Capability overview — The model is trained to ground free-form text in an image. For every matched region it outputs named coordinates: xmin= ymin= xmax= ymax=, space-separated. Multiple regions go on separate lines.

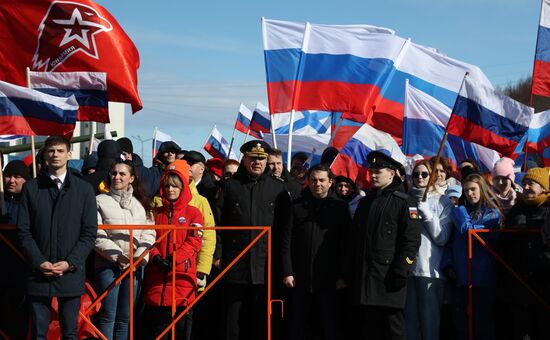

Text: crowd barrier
xmin=467 ymin=228 xmax=550 ymax=340
xmin=0 ymin=224 xmax=274 ymax=340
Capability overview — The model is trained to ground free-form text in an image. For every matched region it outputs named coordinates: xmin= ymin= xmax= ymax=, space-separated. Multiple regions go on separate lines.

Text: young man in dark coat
xmin=216 ymin=140 xmax=290 ymax=340
xmin=281 ymin=163 xmax=352 ymax=340
xmin=17 ymin=136 xmax=98 ymax=339
xmin=343 ymin=151 xmax=421 ymax=340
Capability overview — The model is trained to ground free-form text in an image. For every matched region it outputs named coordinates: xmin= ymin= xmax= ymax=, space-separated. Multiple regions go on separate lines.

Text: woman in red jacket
xmin=142 ymin=160 xmax=203 ymax=339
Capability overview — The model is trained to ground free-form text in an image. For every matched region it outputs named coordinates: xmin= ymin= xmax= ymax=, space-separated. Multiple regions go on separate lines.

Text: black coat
xmin=500 ymin=199 xmax=550 ymax=304
xmin=217 ymin=167 xmax=290 ymax=285
xmin=281 ymin=189 xmax=352 ymax=292
xmin=17 ymin=171 xmax=98 ymax=297
xmin=132 ymin=153 xmax=163 ymax=198
xmin=344 ymin=180 xmax=421 ymax=309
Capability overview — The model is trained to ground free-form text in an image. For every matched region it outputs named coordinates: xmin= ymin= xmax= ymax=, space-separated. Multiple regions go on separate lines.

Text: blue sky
xmin=96 ymin=0 xmax=540 ymax=164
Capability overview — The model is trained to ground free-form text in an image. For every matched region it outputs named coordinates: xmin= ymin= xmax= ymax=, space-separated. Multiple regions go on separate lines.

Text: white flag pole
xmin=270 ymin=114 xmax=277 ymax=149
xmin=402 ymin=79 xmax=410 ymax=154
xmin=286 ymin=110 xmax=296 ymax=171
xmin=26 ymin=67 xmax=37 ymax=178
xmin=152 ymin=127 xmax=158 ymax=166
xmin=88 ymin=122 xmax=97 ymax=155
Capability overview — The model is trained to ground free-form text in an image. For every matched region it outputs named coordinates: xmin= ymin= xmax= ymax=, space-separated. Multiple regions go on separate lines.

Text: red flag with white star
xmin=0 ymin=0 xmax=142 ymax=115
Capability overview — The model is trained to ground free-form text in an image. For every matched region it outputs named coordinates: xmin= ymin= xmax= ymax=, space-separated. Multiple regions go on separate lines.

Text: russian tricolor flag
xmin=234 ymin=103 xmax=261 ymax=138
xmin=29 ymin=71 xmax=109 ymax=123
xmin=331 ymin=123 xmax=405 ymax=183
xmin=0 ymin=80 xmax=78 ymax=137
xmin=519 ymin=110 xmax=550 ymax=165
xmin=250 ymin=102 xmax=271 ymax=134
xmin=447 ymin=77 xmax=534 ymax=157
xmin=262 ymin=18 xmax=396 ymax=116
xmin=203 ymin=126 xmax=238 ymax=160
xmin=404 ymin=83 xmax=499 ymax=172
xmin=533 ymin=0 xmax=550 ymax=98
xmin=361 ymin=42 xmax=493 ymax=142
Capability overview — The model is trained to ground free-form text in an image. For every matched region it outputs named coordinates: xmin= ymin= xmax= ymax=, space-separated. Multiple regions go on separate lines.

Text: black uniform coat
xmin=500 ymin=199 xmax=550 ymax=304
xmin=17 ymin=171 xmax=98 ymax=297
xmin=217 ymin=166 xmax=290 ymax=285
xmin=281 ymin=188 xmax=352 ymax=293
xmin=344 ymin=180 xmax=421 ymax=309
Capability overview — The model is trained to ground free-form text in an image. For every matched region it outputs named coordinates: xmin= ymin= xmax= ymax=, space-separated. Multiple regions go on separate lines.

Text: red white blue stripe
xmin=447 ymin=77 xmax=534 ymax=157
xmin=331 ymin=123 xmax=405 ymax=182
xmin=0 ymin=80 xmax=78 ymax=137
xmin=516 ymin=110 xmax=550 ymax=166
xmin=404 ymin=84 xmax=499 ymax=172
xmin=262 ymin=18 xmax=396 ymax=115
xmin=532 ymin=0 xmax=550 ymax=97
xmin=203 ymin=126 xmax=238 ymax=160
xmin=250 ymin=102 xmax=271 ymax=134
xmin=234 ymin=103 xmax=260 ymax=138
xmin=152 ymin=128 xmax=173 ymax=158
xmin=29 ymin=71 xmax=109 ymax=123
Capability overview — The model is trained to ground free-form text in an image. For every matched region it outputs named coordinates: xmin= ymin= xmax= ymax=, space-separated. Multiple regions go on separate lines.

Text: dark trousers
xmin=141 ymin=304 xmax=193 ymax=340
xmin=288 ymin=288 xmax=340 ymax=340
xmin=354 ymin=305 xmax=405 ymax=340
xmin=29 ymin=295 xmax=81 ymax=340
xmin=451 ymin=286 xmax=496 ymax=340
xmin=221 ymin=283 xmax=266 ymax=340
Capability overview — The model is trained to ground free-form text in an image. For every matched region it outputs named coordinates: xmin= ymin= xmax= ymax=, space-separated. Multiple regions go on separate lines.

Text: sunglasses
xmin=412 ymin=171 xmax=429 ymax=179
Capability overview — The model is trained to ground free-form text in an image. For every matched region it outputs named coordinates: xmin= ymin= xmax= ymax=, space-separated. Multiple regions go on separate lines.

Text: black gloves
xmin=153 ymin=255 xmax=173 ymax=273
xmin=385 ymin=268 xmax=408 ymax=291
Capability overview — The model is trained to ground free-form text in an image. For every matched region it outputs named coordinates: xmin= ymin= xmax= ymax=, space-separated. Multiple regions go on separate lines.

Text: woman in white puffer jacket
xmin=94 ymin=160 xmax=156 ymax=340
xmin=405 ymin=159 xmax=454 ymax=340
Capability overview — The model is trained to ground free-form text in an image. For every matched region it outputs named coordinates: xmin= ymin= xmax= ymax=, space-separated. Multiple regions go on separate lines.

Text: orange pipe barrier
xmin=467 ymin=228 xmax=549 ymax=340
xmin=155 ymin=227 xmax=270 ymax=340
xmin=1 ymin=224 xmax=273 ymax=339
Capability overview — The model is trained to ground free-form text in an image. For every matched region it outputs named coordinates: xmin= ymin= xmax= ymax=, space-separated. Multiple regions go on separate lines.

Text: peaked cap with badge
xmin=367 ymin=150 xmax=403 ymax=170
xmin=240 ymin=140 xmax=271 ymax=158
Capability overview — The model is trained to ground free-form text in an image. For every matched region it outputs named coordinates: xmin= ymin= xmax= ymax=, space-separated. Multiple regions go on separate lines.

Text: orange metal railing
xmin=467 ymin=228 xmax=550 ymax=340
xmin=0 ymin=224 xmax=274 ymax=340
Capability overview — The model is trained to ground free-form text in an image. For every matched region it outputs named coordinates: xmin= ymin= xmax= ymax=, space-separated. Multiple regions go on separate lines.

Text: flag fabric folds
xmin=203 ymin=126 xmax=238 ymax=160
xmin=0 ymin=80 xmax=78 ymax=137
xmin=262 ymin=18 xmax=396 ymax=115
xmin=331 ymin=123 xmax=405 ymax=182
xmin=263 ymin=133 xmax=328 ymax=166
xmin=250 ymin=102 xmax=271 ymax=134
xmin=521 ymin=110 xmax=550 ymax=165
xmin=404 ymin=84 xmax=500 ymax=172
xmin=234 ymin=103 xmax=260 ymax=138
xmin=447 ymin=77 xmax=534 ymax=157
xmin=0 ymin=0 xmax=142 ymax=112
xmin=533 ymin=0 xmax=550 ymax=98
xmin=271 ymin=110 xmax=332 ymax=135
xmin=29 ymin=71 xmax=109 ymax=122
xmin=365 ymin=42 xmax=493 ymax=141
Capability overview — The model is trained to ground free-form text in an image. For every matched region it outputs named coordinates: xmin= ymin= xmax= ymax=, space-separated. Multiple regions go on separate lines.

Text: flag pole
xmin=88 ymin=122 xmax=97 ymax=155
xmin=152 ymin=127 xmax=158 ymax=166
xmin=26 ymin=67 xmax=37 ymax=178
xmin=422 ymin=72 xmax=469 ymax=202
xmin=402 ymin=79 xmax=410 ymax=154
xmin=227 ymin=122 xmax=237 ymax=160
xmin=270 ymin=113 xmax=278 ymax=149
xmin=286 ymin=110 xmax=296 ymax=171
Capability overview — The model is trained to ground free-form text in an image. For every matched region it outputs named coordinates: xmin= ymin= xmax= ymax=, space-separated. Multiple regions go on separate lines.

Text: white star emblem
xmin=53 ymin=8 xmax=106 ymax=49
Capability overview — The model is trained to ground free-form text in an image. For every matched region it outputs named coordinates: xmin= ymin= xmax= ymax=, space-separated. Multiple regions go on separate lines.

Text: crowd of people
xmin=0 ymin=134 xmax=549 ymax=340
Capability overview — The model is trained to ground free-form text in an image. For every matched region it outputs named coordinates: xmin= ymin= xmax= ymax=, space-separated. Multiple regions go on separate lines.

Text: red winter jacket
xmin=143 ymin=161 xmax=204 ymax=307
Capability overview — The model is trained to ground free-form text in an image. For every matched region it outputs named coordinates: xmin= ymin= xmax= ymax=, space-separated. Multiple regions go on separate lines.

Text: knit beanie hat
xmin=4 ymin=160 xmax=31 ymax=180
xmin=523 ymin=167 xmax=550 ymax=191
xmin=117 ymin=137 xmax=133 ymax=155
xmin=492 ymin=157 xmax=515 ymax=182
xmin=206 ymin=158 xmax=223 ymax=178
